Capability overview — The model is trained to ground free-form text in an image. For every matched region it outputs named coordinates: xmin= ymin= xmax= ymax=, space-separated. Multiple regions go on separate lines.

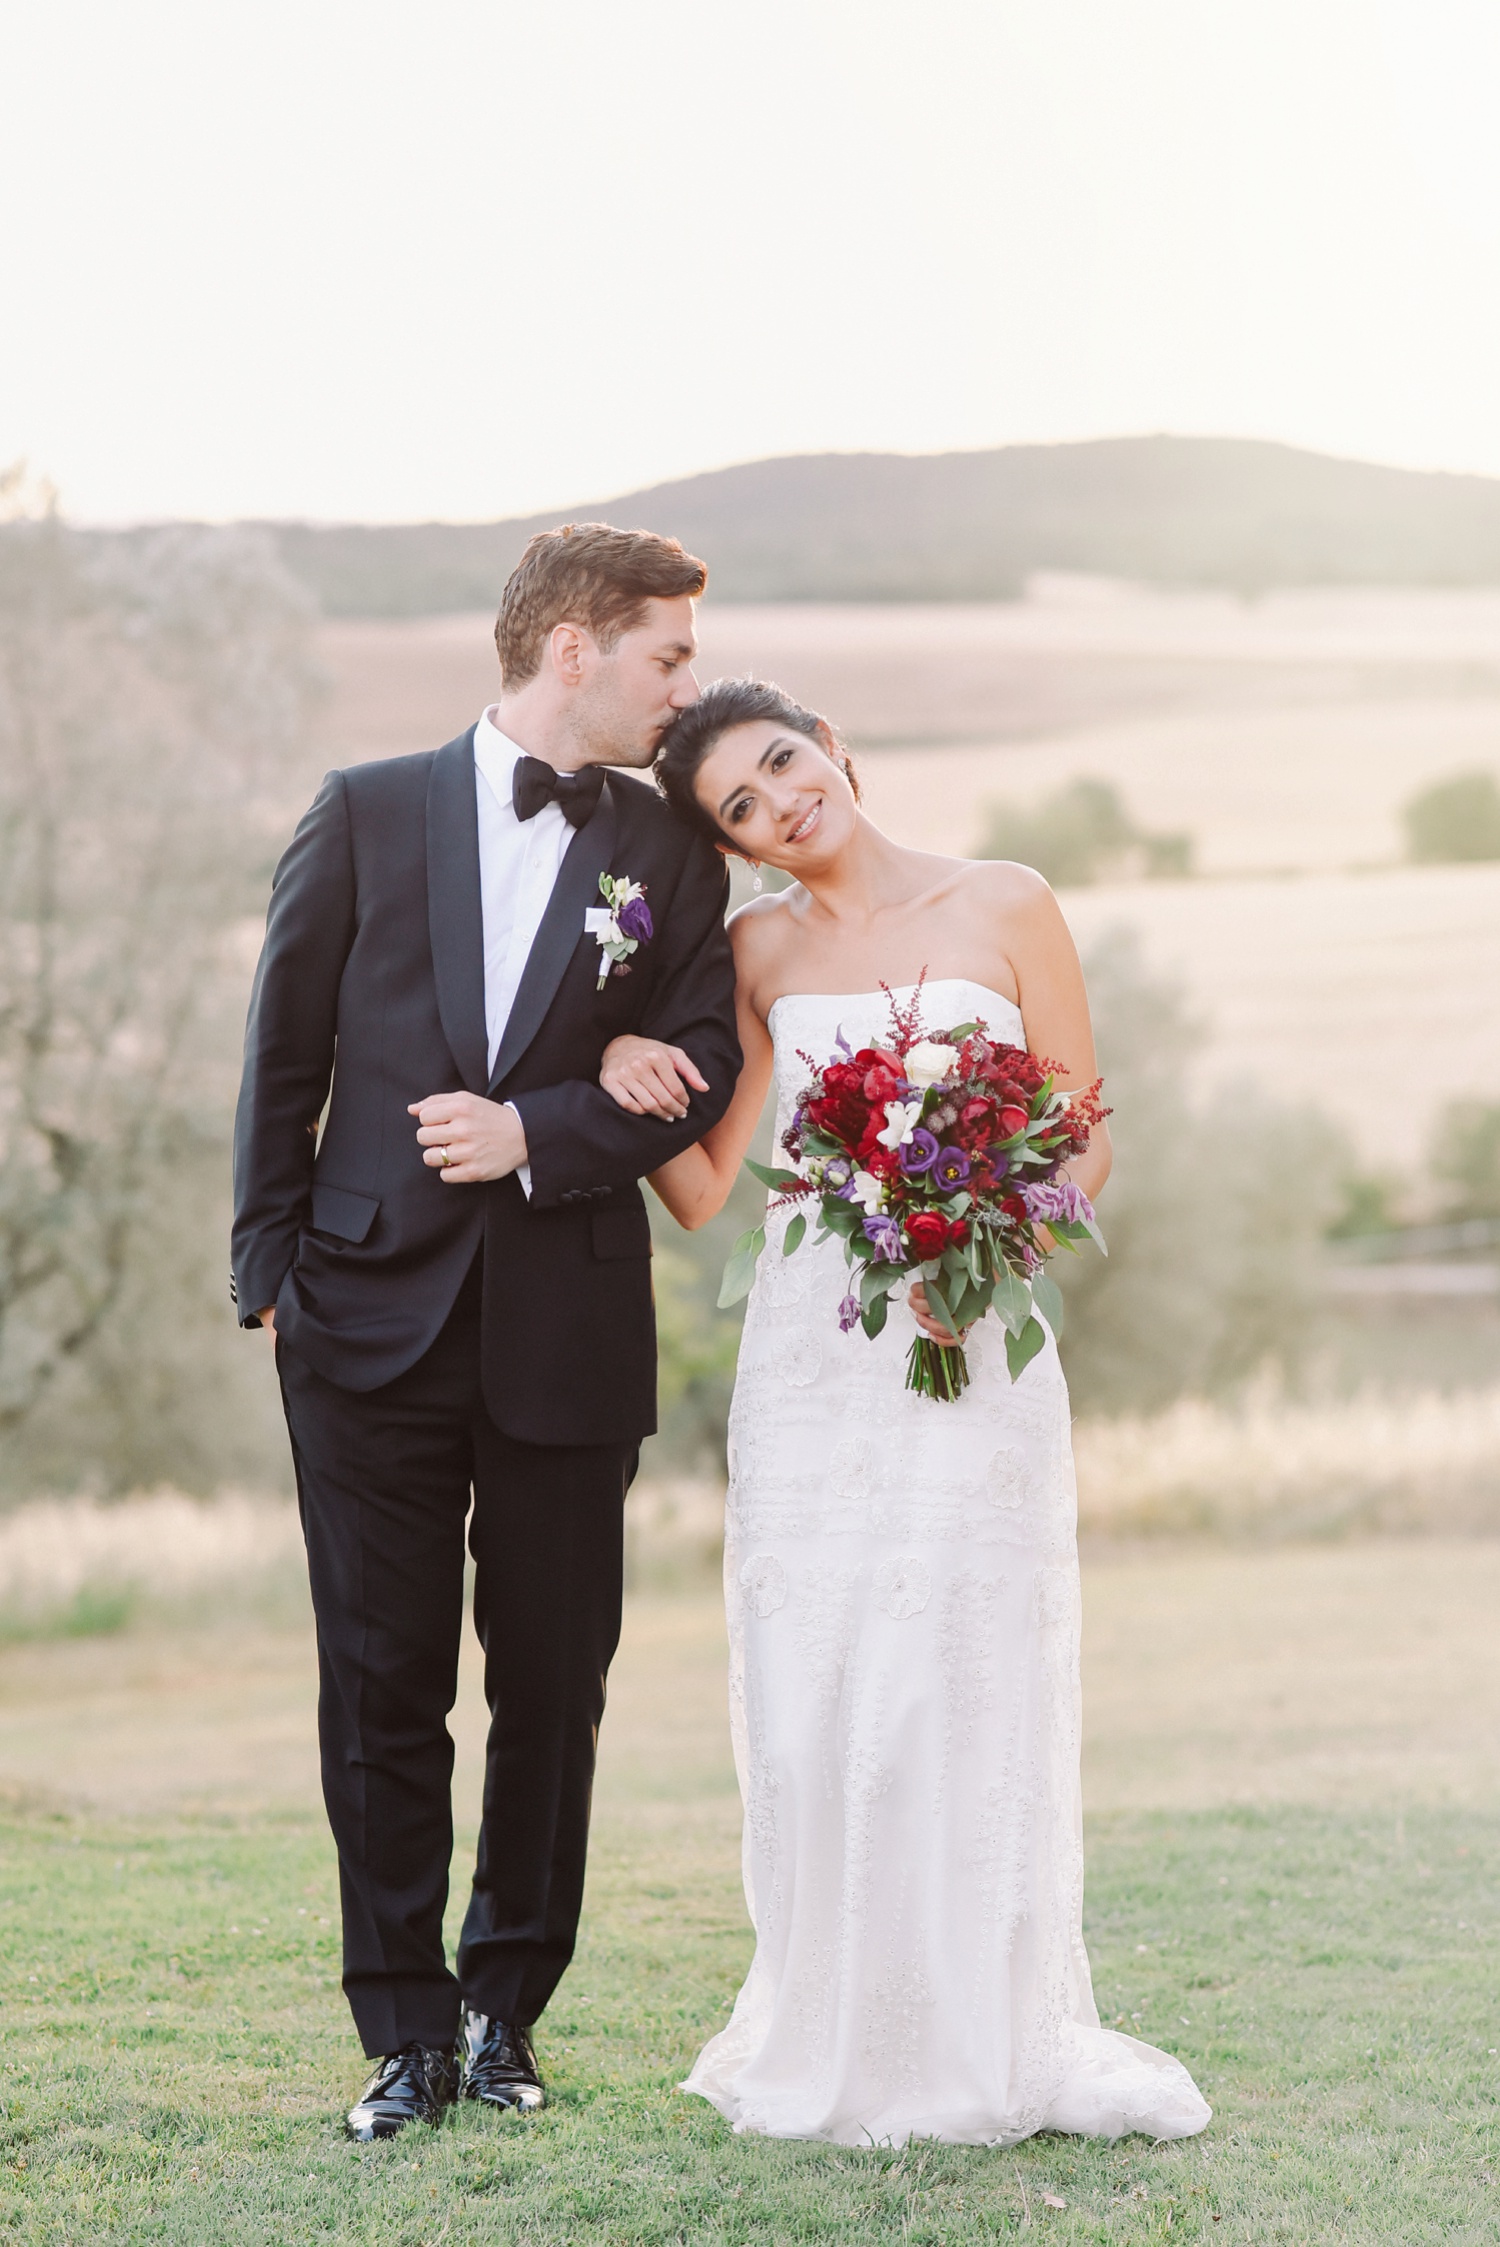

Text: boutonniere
xmin=584 ymin=872 xmax=653 ymax=990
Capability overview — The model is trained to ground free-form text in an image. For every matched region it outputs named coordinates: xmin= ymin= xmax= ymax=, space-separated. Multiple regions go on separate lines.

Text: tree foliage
xmin=0 ymin=469 xmax=317 ymax=1487
xmin=1402 ymin=769 xmax=1500 ymax=864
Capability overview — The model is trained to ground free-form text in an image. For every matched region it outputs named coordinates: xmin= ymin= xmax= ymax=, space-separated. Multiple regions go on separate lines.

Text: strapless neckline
xmin=767 ymin=978 xmax=1023 ymax=1033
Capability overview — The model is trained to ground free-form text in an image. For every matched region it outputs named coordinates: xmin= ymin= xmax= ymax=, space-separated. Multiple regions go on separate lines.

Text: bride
xmin=597 ymin=678 xmax=1210 ymax=2150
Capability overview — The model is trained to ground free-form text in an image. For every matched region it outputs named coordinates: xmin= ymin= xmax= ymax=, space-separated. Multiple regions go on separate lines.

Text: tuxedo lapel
xmin=488 ymin=775 xmax=620 ymax=1092
xmin=426 ymin=728 xmax=490 ymax=1096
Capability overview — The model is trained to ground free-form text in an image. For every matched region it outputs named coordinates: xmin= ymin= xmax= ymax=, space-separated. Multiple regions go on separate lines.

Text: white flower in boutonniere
xmin=584 ymin=873 xmax=654 ymax=990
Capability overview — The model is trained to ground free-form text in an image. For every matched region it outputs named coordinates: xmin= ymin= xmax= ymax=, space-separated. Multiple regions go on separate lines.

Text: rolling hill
xmin=257 ymin=435 xmax=1500 ymax=615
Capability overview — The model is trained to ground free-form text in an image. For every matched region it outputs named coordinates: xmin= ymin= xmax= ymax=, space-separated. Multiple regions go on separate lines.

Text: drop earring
xmin=752 ymin=864 xmax=763 ymax=894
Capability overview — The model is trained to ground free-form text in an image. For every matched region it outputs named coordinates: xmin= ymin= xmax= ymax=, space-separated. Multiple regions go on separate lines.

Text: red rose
xmin=998 ymin=1104 xmax=1029 ymax=1138
xmin=1001 ymin=1192 xmax=1028 ymax=1223
xmin=904 ymin=1210 xmax=949 ymax=1260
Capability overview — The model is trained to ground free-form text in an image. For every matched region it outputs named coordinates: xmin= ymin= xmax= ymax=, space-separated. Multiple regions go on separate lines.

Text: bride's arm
xmin=600 ymin=976 xmax=775 ymax=1230
xmin=1003 ymin=869 xmax=1113 ymax=1202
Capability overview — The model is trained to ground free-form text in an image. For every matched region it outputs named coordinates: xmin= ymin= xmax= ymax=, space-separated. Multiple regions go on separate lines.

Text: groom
xmin=232 ymin=524 xmax=739 ymax=2139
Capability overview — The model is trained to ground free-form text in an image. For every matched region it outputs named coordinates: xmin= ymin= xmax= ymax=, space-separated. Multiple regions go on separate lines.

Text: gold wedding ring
xmin=439 ymin=1146 xmax=452 ymax=1167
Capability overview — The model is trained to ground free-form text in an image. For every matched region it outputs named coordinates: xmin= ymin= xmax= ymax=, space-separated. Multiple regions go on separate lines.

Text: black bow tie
xmin=512 ymin=756 xmax=606 ymax=829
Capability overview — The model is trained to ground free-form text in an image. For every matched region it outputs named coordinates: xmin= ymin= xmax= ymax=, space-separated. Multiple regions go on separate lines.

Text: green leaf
xmin=1005 ymin=1314 xmax=1047 ymax=1381
xmin=716 ymin=1224 xmax=766 ymax=1308
xmin=921 ymin=1271 xmax=963 ymax=1342
xmin=743 ymin=1157 xmax=803 ymax=1192
xmin=782 ymin=1212 xmax=806 ymax=1256
xmin=859 ymin=1260 xmax=904 ymax=1310
xmin=860 ymin=1290 xmax=890 ymax=1341
xmin=1031 ymin=1268 xmax=1065 ymax=1340
xmin=991 ymin=1264 xmax=1032 ymax=1336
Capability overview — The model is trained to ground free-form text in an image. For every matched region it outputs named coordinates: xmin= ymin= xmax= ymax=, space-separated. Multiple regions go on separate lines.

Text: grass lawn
xmin=0 ymin=1555 xmax=1497 ymax=2242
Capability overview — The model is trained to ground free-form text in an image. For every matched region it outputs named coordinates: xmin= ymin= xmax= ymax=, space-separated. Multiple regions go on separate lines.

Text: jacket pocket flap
xmin=309 ymin=1183 xmax=381 ymax=1243
xmin=591 ymin=1207 xmax=653 ymax=1261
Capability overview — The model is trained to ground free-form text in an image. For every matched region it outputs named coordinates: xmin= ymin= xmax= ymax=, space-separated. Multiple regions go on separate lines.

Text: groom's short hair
xmin=496 ymin=524 xmax=707 ymax=686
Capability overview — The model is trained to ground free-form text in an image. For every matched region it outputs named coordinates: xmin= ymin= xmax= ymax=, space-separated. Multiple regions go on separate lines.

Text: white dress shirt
xmin=473 ymin=707 xmax=577 ymax=1196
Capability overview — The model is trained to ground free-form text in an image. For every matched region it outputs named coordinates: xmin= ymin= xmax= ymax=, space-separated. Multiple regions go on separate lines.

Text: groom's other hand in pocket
xmin=599 ymin=1034 xmax=708 ymax=1121
xmin=409 ymin=1092 xmax=528 ymax=1183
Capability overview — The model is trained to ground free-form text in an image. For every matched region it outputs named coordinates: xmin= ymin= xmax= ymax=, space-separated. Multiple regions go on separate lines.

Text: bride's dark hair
xmin=655 ymin=677 xmax=860 ymax=856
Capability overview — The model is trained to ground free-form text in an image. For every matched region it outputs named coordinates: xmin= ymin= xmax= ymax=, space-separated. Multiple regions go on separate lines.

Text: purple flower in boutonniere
xmin=616 ymin=892 xmax=653 ymax=944
xmin=584 ymin=873 xmax=652 ymax=989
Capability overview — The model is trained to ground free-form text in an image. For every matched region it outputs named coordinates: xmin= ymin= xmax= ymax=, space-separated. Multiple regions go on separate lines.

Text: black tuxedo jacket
xmin=231 ymin=728 xmax=740 ymax=1445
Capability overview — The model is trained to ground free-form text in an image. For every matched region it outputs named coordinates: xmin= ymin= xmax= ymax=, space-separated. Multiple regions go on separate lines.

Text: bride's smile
xmin=700 ymin=718 xmax=860 ymax=873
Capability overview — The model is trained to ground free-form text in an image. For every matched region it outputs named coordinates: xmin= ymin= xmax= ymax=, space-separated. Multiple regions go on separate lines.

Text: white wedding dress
xmin=683 ymin=981 xmax=1210 ymax=2148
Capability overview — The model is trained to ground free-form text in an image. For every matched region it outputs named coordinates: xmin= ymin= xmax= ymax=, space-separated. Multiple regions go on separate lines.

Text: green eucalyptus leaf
xmin=921 ymin=1271 xmax=963 ymax=1341
xmin=992 ymin=1264 xmax=1032 ymax=1336
xmin=1005 ymin=1314 xmax=1047 ymax=1381
xmin=1031 ymin=1268 xmax=1065 ymax=1340
xmin=782 ymin=1211 xmax=807 ymax=1257
xmin=716 ymin=1224 xmax=766 ymax=1309
xmin=859 ymin=1261 xmax=904 ymax=1309
xmin=744 ymin=1157 xmax=803 ymax=1191
xmin=861 ymin=1289 xmax=890 ymax=1341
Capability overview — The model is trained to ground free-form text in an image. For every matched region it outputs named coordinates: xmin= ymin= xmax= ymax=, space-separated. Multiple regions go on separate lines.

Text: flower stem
xmin=905 ymin=1335 xmax=970 ymax=1402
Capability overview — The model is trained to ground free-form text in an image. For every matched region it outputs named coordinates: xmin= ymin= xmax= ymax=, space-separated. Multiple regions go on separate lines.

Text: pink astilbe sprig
xmin=880 ymin=968 xmax=930 ymax=1058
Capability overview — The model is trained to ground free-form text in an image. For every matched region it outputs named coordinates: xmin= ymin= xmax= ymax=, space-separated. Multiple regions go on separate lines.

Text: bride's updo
xmin=655 ymin=677 xmax=860 ymax=856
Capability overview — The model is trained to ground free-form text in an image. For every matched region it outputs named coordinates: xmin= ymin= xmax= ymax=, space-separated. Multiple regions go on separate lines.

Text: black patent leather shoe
xmin=345 ymin=2040 xmax=460 ymax=2140
xmin=460 ymin=2009 xmax=546 ymax=2112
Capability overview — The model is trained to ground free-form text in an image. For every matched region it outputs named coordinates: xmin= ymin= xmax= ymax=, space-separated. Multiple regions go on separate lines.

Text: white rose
xmin=904 ymin=1039 xmax=957 ymax=1089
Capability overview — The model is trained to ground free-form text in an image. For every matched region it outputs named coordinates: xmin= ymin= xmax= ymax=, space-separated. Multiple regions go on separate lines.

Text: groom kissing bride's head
xmin=491 ymin=520 xmax=707 ymax=768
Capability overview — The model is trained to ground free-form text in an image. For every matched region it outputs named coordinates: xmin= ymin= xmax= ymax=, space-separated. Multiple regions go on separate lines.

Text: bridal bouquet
xmin=719 ymin=981 xmax=1108 ymax=1400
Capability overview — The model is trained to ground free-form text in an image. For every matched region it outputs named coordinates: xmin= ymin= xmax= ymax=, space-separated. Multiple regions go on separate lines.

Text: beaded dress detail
xmin=683 ymin=980 xmax=1211 ymax=2147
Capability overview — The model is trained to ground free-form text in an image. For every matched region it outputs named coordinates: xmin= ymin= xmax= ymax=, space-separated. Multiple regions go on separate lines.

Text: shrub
xmin=1054 ymin=931 xmax=1345 ymax=1414
xmin=975 ymin=776 xmax=1192 ymax=887
xmin=1402 ymin=769 xmax=1500 ymax=863
xmin=1430 ymin=1099 xmax=1500 ymax=1222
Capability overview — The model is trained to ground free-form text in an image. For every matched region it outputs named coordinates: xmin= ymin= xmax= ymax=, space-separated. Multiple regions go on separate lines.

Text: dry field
xmin=309 ymin=582 xmax=1500 ymax=1167
xmin=0 ymin=1537 xmax=1497 ymax=1827
xmin=1 ymin=1471 xmax=1498 ymax=1821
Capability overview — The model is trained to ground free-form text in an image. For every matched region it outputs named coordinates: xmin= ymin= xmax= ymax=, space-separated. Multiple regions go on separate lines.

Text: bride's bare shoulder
xmin=954 ymin=855 xmax=1061 ymax=922
xmin=726 ymin=885 xmax=807 ymax=991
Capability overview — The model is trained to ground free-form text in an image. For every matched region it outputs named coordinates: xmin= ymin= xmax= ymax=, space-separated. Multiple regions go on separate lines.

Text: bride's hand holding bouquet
xmin=719 ymin=974 xmax=1109 ymax=1399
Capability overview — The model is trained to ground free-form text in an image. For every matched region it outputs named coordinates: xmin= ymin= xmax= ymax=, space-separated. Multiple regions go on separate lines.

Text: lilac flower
xmin=616 ymin=894 xmax=654 ymax=943
xmin=932 ymin=1146 xmax=971 ymax=1191
xmin=1020 ymin=1179 xmax=1096 ymax=1226
xmin=821 ymin=1156 xmax=852 ymax=1190
xmin=899 ymin=1127 xmax=940 ymax=1176
xmin=862 ymin=1214 xmax=903 ymax=1263
xmin=837 ymin=1292 xmax=861 ymax=1332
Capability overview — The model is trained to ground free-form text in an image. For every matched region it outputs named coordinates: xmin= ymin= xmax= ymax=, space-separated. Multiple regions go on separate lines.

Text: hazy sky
xmin=4 ymin=0 xmax=1499 ymax=523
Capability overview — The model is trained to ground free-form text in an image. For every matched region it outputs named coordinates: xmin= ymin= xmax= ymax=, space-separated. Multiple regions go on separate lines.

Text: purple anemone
xmin=862 ymin=1214 xmax=903 ymax=1263
xmin=932 ymin=1146 xmax=971 ymax=1191
xmin=899 ymin=1127 xmax=940 ymax=1176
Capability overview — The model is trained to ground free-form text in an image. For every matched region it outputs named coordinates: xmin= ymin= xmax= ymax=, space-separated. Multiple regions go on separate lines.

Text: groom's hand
xmin=409 ymin=1092 xmax=528 ymax=1183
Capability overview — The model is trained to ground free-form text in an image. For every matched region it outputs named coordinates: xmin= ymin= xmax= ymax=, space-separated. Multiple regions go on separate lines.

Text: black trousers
xmin=277 ymin=1258 xmax=634 ymax=2058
